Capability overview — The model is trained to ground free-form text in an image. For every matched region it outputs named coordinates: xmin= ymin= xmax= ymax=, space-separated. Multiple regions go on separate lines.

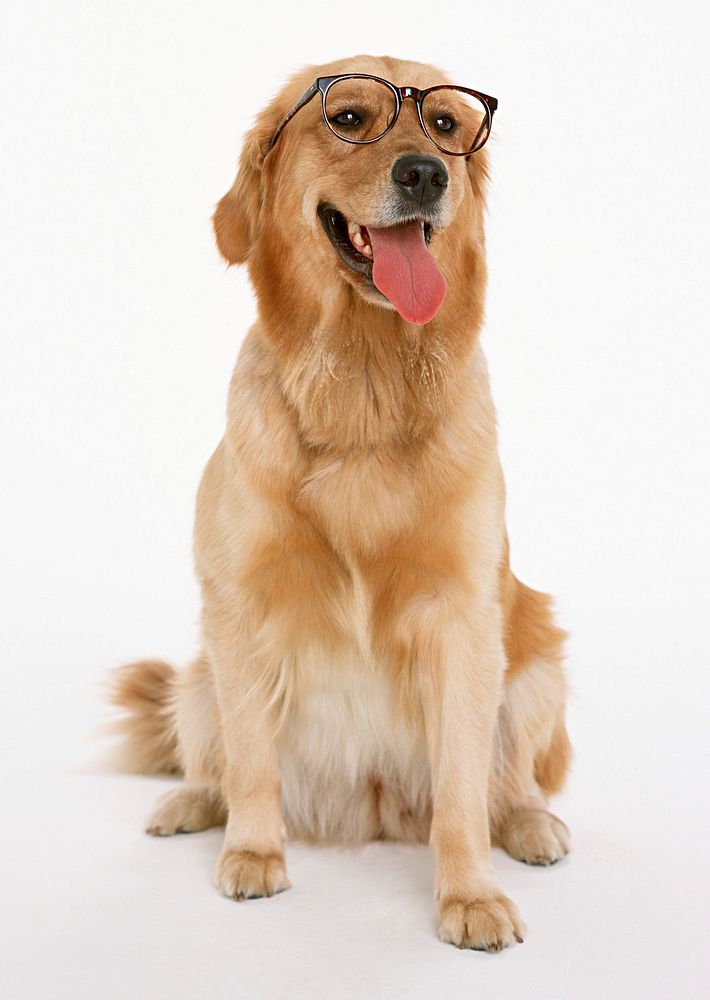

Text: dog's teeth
xmin=363 ymin=244 xmax=372 ymax=257
xmin=353 ymin=232 xmax=364 ymax=247
xmin=349 ymin=222 xmax=361 ymax=236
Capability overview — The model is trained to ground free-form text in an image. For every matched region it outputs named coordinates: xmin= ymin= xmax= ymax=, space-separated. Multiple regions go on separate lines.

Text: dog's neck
xmin=256 ymin=291 xmax=484 ymax=453
xmin=244 ymin=220 xmax=488 ymax=452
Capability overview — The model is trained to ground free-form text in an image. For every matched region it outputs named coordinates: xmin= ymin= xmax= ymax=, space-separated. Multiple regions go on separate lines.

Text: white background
xmin=1 ymin=1 xmax=708 ymax=997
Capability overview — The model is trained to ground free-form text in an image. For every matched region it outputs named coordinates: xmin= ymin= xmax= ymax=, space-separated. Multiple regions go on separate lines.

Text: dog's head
xmin=214 ymin=56 xmax=490 ymax=328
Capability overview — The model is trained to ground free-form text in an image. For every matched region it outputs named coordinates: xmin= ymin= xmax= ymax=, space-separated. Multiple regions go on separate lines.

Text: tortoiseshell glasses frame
xmin=269 ymin=73 xmax=498 ymax=157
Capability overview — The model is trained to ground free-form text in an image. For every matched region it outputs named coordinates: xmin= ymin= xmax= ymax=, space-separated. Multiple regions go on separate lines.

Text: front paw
xmin=438 ymin=893 xmax=525 ymax=952
xmin=215 ymin=849 xmax=291 ymax=901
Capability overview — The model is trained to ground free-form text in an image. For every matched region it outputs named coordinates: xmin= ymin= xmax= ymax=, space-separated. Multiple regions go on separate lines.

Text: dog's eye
xmin=434 ymin=115 xmax=455 ymax=133
xmin=332 ymin=110 xmax=362 ymax=129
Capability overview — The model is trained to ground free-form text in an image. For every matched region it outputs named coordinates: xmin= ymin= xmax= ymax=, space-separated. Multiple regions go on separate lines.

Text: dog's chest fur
xmin=223 ymin=331 xmax=489 ymax=839
xmin=277 ymin=607 xmax=431 ymax=843
xmin=297 ymin=448 xmax=421 ymax=551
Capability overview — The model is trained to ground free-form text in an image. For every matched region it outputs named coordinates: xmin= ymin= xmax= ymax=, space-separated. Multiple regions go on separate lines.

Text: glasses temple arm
xmin=471 ymin=102 xmax=496 ymax=153
xmin=269 ymin=82 xmax=319 ymax=149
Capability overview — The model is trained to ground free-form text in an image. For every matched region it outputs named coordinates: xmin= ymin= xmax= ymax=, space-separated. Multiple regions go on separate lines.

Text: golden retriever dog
xmin=111 ymin=54 xmax=571 ymax=952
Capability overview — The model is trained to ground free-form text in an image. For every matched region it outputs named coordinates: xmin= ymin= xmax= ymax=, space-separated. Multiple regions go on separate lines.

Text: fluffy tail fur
xmin=109 ymin=659 xmax=180 ymax=775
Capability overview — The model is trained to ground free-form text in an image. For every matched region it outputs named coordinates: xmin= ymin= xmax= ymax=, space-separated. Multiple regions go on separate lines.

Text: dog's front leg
xmin=417 ymin=602 xmax=525 ymax=951
xmin=205 ymin=602 xmax=290 ymax=902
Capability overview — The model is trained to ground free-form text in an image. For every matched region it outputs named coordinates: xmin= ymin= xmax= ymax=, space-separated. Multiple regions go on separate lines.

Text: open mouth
xmin=317 ymin=205 xmax=433 ymax=279
xmin=317 ymin=205 xmax=446 ymax=326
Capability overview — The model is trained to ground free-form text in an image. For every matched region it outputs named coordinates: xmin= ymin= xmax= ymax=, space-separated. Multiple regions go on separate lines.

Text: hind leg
xmin=147 ymin=655 xmax=226 ymax=836
xmin=147 ymin=783 xmax=226 ymax=836
xmin=492 ymin=570 xmax=572 ymax=865
xmin=489 ymin=656 xmax=572 ymax=866
xmin=497 ymin=804 xmax=570 ymax=866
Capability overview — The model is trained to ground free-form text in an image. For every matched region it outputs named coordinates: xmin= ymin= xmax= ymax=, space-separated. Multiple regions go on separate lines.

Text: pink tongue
xmin=368 ymin=221 xmax=447 ymax=325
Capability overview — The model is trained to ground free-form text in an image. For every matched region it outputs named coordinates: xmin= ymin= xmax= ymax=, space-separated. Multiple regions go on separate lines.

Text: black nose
xmin=391 ymin=154 xmax=449 ymax=207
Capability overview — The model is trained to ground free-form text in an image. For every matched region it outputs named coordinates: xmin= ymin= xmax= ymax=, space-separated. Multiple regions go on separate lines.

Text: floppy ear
xmin=213 ymin=104 xmax=283 ymax=265
xmin=213 ymin=130 xmax=266 ymax=265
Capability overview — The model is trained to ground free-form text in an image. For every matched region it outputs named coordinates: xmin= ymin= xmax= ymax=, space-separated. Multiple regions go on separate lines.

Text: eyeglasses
xmin=269 ymin=73 xmax=498 ymax=157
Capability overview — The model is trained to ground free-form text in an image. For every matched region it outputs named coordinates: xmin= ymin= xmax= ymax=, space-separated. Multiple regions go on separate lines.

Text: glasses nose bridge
xmin=397 ymin=85 xmax=423 ymax=104
xmin=394 ymin=86 xmax=426 ymax=141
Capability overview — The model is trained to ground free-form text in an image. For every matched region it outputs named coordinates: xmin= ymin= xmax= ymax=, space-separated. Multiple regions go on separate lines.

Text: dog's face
xmin=214 ymin=56 xmax=489 ymax=328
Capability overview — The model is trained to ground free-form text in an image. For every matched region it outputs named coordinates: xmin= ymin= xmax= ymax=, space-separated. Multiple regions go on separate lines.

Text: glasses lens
xmin=324 ymin=77 xmax=397 ymax=142
xmin=421 ymin=88 xmax=490 ymax=154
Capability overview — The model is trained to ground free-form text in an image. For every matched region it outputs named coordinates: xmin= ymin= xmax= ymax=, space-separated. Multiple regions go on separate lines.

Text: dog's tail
xmin=108 ymin=659 xmax=181 ymax=775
